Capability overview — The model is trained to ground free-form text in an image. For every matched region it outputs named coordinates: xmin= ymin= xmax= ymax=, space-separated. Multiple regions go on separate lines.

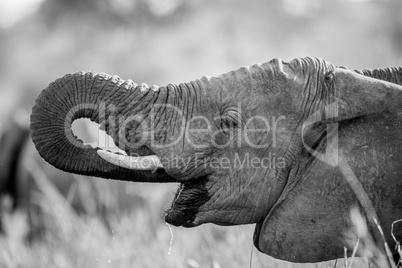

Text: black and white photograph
xmin=0 ymin=0 xmax=401 ymax=267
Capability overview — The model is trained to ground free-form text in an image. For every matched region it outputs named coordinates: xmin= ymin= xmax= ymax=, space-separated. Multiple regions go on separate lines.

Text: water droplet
xmin=166 ymin=223 xmax=174 ymax=255
xmin=108 ymin=260 xmax=111 ymax=263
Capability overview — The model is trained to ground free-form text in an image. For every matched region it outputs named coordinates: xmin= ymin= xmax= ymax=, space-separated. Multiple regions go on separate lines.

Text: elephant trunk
xmin=30 ymin=72 xmax=176 ymax=183
xmin=355 ymin=67 xmax=402 ymax=86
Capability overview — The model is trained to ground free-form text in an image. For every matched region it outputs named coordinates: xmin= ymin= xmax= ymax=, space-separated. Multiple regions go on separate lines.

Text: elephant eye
xmin=221 ymin=116 xmax=238 ymax=130
xmin=218 ymin=104 xmax=244 ymax=134
xmin=219 ymin=110 xmax=243 ymax=133
xmin=324 ymin=70 xmax=335 ymax=81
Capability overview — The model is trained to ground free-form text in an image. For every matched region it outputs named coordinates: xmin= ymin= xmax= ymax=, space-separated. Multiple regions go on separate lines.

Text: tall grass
xmin=0 ymin=160 xmax=378 ymax=268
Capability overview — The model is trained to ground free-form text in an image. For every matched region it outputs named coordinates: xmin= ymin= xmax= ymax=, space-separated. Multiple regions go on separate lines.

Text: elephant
xmin=30 ymin=57 xmax=402 ymax=264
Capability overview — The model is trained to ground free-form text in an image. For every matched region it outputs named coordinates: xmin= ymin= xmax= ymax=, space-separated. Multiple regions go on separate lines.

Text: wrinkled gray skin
xmin=30 ymin=57 xmax=402 ymax=263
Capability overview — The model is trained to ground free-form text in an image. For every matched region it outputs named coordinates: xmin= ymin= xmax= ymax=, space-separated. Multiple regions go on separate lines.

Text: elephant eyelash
xmin=220 ymin=116 xmax=239 ymax=130
xmin=218 ymin=103 xmax=244 ymax=133
xmin=219 ymin=111 xmax=243 ymax=132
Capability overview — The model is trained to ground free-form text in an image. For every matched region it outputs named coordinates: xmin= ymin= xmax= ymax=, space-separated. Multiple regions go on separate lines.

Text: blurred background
xmin=0 ymin=0 xmax=401 ymax=267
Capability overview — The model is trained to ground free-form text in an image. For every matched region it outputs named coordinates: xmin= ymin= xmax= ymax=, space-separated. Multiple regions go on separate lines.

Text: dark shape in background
xmin=0 ymin=0 xmax=401 ymax=267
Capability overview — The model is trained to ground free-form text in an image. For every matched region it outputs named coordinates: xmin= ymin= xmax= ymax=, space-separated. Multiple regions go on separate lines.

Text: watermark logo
xmin=65 ymin=101 xmax=340 ymax=171
xmin=156 ymin=152 xmax=286 ymax=171
xmin=66 ymin=102 xmax=288 ymax=151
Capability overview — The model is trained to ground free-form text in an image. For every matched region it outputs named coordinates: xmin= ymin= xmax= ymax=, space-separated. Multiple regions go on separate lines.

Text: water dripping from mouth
xmin=166 ymin=223 xmax=174 ymax=255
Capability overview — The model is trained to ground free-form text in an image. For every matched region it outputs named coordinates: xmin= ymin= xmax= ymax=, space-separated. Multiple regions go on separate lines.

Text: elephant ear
xmin=328 ymin=68 xmax=402 ymax=123
xmin=254 ymin=67 xmax=402 ymax=263
xmin=253 ymin=162 xmax=351 ymax=263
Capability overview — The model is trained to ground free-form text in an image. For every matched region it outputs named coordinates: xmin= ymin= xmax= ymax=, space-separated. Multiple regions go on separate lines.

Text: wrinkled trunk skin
xmin=30 ymin=72 xmax=176 ymax=183
xmin=355 ymin=67 xmax=402 ymax=86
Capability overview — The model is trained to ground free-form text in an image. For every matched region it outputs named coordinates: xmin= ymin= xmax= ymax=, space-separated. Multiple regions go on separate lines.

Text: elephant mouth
xmin=165 ymin=178 xmax=210 ymax=227
xmin=97 ymin=149 xmax=210 ymax=227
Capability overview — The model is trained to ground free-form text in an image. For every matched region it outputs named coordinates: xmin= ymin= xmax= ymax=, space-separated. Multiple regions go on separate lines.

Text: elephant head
xmin=30 ymin=57 xmax=402 ymax=263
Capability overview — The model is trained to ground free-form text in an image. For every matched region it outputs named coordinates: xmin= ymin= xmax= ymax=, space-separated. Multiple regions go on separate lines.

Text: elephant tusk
xmin=97 ymin=150 xmax=164 ymax=171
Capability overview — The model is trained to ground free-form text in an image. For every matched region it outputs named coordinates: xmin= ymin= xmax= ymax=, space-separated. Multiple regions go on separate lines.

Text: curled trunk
xmin=355 ymin=67 xmax=402 ymax=86
xmin=30 ymin=72 xmax=176 ymax=183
